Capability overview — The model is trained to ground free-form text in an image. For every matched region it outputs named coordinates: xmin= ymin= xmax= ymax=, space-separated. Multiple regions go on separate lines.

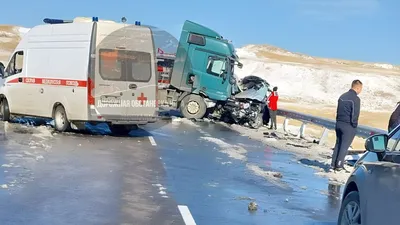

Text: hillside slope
xmin=0 ymin=24 xmax=398 ymax=113
xmin=235 ymin=44 xmax=400 ymax=113
xmin=0 ymin=25 xmax=29 ymax=63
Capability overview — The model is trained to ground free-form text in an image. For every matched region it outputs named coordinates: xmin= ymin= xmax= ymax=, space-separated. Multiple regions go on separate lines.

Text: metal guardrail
xmin=277 ymin=109 xmax=387 ymax=144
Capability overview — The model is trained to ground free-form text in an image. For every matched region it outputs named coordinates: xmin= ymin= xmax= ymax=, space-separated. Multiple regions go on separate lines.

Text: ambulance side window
xmin=5 ymin=51 xmax=24 ymax=78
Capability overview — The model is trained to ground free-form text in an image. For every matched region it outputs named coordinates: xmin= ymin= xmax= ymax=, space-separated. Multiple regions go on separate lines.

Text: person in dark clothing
xmin=330 ymin=80 xmax=362 ymax=172
xmin=388 ymin=102 xmax=400 ymax=133
xmin=262 ymin=105 xmax=270 ymax=126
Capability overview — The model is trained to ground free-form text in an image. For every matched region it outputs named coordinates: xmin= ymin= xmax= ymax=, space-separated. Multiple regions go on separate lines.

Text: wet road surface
xmin=0 ymin=119 xmax=342 ymax=225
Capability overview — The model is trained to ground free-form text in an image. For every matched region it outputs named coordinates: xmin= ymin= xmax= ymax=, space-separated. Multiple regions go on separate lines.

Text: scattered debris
xmin=273 ymin=172 xmax=283 ymax=178
xmin=300 ymin=186 xmax=307 ymax=190
xmin=235 ymin=196 xmax=255 ymax=201
xmin=285 ymin=198 xmax=289 ymax=202
xmin=248 ymin=201 xmax=258 ymax=211
xmin=286 ymin=142 xmax=311 ymax=148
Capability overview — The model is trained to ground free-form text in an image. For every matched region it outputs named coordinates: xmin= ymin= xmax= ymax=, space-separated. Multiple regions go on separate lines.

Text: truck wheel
xmin=249 ymin=113 xmax=263 ymax=129
xmin=54 ymin=105 xmax=71 ymax=132
xmin=109 ymin=125 xmax=135 ymax=136
xmin=180 ymin=94 xmax=207 ymax=119
xmin=0 ymin=98 xmax=10 ymax=122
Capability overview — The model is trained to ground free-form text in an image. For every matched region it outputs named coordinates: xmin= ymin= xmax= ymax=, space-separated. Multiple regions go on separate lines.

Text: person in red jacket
xmin=268 ymin=86 xmax=279 ymax=130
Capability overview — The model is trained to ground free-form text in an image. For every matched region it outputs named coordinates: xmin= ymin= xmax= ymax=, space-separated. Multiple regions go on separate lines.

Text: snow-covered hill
xmin=1 ymin=22 xmax=399 ymax=112
xmin=235 ymin=45 xmax=400 ymax=112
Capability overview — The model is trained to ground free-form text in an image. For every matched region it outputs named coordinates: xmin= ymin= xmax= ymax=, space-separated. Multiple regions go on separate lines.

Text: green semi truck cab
xmin=165 ymin=20 xmax=242 ymax=119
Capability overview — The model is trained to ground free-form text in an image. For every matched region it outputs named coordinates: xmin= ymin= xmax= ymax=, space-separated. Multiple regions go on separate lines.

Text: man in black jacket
xmin=388 ymin=102 xmax=400 ymax=133
xmin=330 ymin=80 xmax=362 ymax=171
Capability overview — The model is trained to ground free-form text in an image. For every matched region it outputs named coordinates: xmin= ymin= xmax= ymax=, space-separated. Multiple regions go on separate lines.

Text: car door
xmin=2 ymin=51 xmax=27 ymax=114
xmin=363 ymin=126 xmax=400 ymax=225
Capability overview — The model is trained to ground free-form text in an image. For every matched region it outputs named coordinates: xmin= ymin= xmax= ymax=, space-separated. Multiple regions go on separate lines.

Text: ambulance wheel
xmin=109 ymin=125 xmax=135 ymax=136
xmin=0 ymin=98 xmax=10 ymax=122
xmin=54 ymin=105 xmax=71 ymax=132
xmin=180 ymin=94 xmax=207 ymax=119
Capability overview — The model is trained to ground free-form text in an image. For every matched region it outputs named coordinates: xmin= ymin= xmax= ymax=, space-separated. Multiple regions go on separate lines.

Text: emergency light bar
xmin=43 ymin=18 xmax=73 ymax=24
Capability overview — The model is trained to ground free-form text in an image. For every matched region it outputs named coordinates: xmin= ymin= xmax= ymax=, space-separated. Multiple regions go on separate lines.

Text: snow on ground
xmin=1 ymin=121 xmax=54 ymax=193
xmin=235 ymin=45 xmax=400 ymax=112
xmin=216 ymin=120 xmax=352 ymax=185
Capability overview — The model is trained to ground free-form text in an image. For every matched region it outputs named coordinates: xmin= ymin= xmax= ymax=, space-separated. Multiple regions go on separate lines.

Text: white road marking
xmin=148 ymin=136 xmax=157 ymax=146
xmin=178 ymin=205 xmax=196 ymax=225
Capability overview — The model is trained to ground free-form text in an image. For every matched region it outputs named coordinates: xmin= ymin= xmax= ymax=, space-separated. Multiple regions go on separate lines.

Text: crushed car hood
xmin=234 ymin=75 xmax=270 ymax=102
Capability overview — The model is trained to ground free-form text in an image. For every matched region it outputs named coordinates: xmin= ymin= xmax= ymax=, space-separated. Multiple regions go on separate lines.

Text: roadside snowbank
xmin=235 ymin=47 xmax=400 ymax=112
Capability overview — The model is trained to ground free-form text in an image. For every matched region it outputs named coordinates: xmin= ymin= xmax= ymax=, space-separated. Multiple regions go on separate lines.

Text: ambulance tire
xmin=53 ymin=105 xmax=71 ymax=132
xmin=180 ymin=94 xmax=207 ymax=120
xmin=0 ymin=98 xmax=10 ymax=122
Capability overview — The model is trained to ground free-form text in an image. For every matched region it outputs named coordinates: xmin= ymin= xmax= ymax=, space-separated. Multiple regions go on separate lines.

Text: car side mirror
xmin=237 ymin=62 xmax=243 ymax=69
xmin=365 ymin=134 xmax=388 ymax=153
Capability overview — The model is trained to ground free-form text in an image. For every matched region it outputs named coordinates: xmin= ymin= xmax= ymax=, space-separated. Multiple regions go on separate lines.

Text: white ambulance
xmin=0 ymin=17 xmax=159 ymax=134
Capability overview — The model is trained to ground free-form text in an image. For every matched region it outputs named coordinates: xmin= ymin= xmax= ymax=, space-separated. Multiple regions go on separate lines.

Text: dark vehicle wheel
xmin=249 ymin=113 xmax=263 ymax=129
xmin=0 ymin=98 xmax=10 ymax=122
xmin=180 ymin=94 xmax=207 ymax=119
xmin=53 ymin=105 xmax=71 ymax=132
xmin=338 ymin=191 xmax=361 ymax=225
xmin=109 ymin=125 xmax=137 ymax=136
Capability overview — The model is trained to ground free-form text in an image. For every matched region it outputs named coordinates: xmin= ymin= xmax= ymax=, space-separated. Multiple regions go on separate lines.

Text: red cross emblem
xmin=137 ymin=92 xmax=147 ymax=105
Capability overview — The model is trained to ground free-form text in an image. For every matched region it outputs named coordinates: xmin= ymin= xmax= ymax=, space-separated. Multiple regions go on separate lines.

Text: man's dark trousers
xmin=331 ymin=121 xmax=357 ymax=169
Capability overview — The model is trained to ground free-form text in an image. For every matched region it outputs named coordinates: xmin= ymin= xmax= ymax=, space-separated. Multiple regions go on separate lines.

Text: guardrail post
xmin=319 ymin=128 xmax=329 ymax=145
xmin=283 ymin=118 xmax=290 ymax=134
xmin=297 ymin=122 xmax=306 ymax=139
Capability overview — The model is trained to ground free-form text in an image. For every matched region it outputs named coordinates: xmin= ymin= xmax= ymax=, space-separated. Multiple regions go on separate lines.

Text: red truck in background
xmin=157 ymin=48 xmax=175 ymax=89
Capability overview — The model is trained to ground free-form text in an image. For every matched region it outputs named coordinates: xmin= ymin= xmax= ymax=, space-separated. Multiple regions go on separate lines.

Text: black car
xmin=337 ymin=124 xmax=400 ymax=225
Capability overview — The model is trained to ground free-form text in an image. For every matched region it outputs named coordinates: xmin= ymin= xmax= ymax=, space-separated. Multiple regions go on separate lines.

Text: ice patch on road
xmin=200 ymin=137 xmax=247 ymax=161
xmin=1 ymin=164 xmax=13 ymax=168
xmin=32 ymin=126 xmax=54 ymax=140
xmin=171 ymin=116 xmax=200 ymax=128
xmin=246 ymin=164 xmax=288 ymax=189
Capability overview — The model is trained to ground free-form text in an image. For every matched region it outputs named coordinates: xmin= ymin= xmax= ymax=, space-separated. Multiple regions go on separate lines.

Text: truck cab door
xmin=2 ymin=51 xmax=26 ymax=115
xmin=203 ymin=55 xmax=230 ymax=101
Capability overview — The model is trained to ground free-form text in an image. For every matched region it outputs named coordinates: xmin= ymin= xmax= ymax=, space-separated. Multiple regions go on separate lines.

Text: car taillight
xmin=88 ymin=77 xmax=95 ymax=105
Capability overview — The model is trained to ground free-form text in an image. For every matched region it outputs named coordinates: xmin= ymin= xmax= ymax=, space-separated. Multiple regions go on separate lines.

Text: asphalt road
xmin=0 ymin=119 xmax=343 ymax=225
